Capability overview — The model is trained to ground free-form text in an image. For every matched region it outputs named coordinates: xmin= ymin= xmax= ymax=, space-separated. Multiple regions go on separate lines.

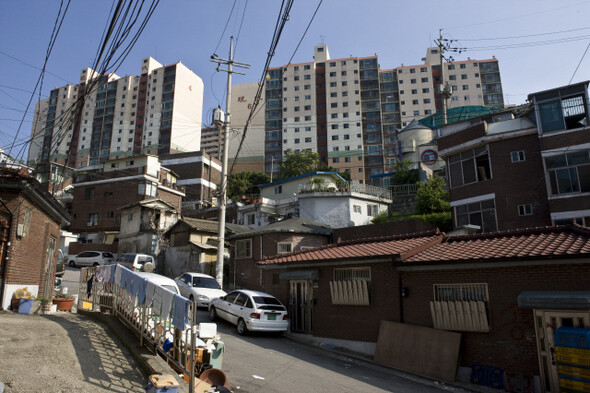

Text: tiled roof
xmin=182 ymin=217 xmax=249 ymax=234
xmin=258 ymin=225 xmax=590 ymax=267
xmin=406 ymin=225 xmax=590 ymax=263
xmin=229 ymin=217 xmax=332 ymax=239
xmin=258 ymin=230 xmax=442 ymax=265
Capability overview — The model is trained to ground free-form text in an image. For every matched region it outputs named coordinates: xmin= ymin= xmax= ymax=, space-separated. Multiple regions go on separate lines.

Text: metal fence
xmin=78 ymin=265 xmax=202 ymax=393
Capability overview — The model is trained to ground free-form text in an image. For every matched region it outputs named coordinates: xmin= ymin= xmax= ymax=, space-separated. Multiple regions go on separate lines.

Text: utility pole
xmin=435 ymin=29 xmax=464 ymax=125
xmin=210 ymin=37 xmax=250 ymax=289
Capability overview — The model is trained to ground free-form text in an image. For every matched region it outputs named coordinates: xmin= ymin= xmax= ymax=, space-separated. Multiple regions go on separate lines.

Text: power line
xmin=287 ymin=0 xmax=324 ymax=65
xmin=456 ymin=26 xmax=590 ymax=42
xmin=569 ymin=41 xmax=590 ymax=84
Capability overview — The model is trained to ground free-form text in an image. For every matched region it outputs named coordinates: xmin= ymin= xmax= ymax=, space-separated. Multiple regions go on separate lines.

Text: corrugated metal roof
xmin=229 ymin=217 xmax=332 ymax=240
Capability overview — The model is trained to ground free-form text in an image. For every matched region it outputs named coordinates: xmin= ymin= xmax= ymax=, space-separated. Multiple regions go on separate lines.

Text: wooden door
xmin=290 ymin=280 xmax=313 ymax=333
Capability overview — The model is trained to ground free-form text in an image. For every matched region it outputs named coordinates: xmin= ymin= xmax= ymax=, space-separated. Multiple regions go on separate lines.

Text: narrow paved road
xmin=196 ymin=309 xmax=465 ymax=393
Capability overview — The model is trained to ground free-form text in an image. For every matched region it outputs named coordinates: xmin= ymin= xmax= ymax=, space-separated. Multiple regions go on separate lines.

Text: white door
xmin=534 ymin=310 xmax=590 ymax=393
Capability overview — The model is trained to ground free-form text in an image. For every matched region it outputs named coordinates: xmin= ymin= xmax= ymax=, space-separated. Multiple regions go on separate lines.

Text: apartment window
xmin=277 ymin=242 xmax=293 ymax=254
xmin=304 ymin=85 xmax=311 ymax=90
xmin=425 ymin=109 xmax=432 ymax=115
xmin=449 ymin=75 xmax=457 ymax=80
xmin=332 ymin=124 xmax=339 ymax=130
xmin=332 ymin=135 xmax=339 ymax=140
xmin=518 ymin=204 xmax=533 ymax=216
xmin=343 ymin=102 xmax=349 ymax=107
xmin=331 ymin=103 xmax=338 ymax=108
xmin=329 ymin=62 xmax=336 ymax=67
xmin=511 ymin=151 xmax=526 ymax=162
xmin=455 ymin=198 xmax=497 ymax=232
xmin=420 ymin=67 xmax=428 ymax=72
xmin=333 ymin=157 xmax=339 ymax=163
xmin=342 ymin=81 xmax=348 ymax=87
xmin=424 ymin=98 xmax=431 ymax=104
xmin=330 ymin=72 xmax=336 ymax=77
xmin=294 ymin=106 xmax=300 ymax=112
xmin=410 ymin=79 xmax=416 ymax=84
xmin=305 ymin=137 xmax=311 ymax=142
xmin=423 ymin=88 xmax=430 ymax=93
xmin=305 ymin=116 xmax=311 ymax=121
xmin=431 ymin=283 xmax=490 ymax=332
xmin=305 ymin=126 xmax=311 ymax=131
xmin=449 ymin=146 xmax=491 ymax=188
xmin=294 ymin=138 xmax=300 ymax=144
xmin=342 ymin=91 xmax=348 ymax=97
xmin=330 ymin=267 xmax=371 ymax=306
xmin=304 ymin=65 xmax=311 ymax=70
xmin=331 ymin=113 xmax=338 ymax=119
xmin=294 ymin=117 xmax=300 ymax=122
xmin=421 ymin=77 xmax=429 ymax=83
xmin=448 ymin=64 xmax=455 ymax=70
xmin=400 ymin=90 xmax=405 ymax=95
xmin=341 ymin=71 xmax=347 ymax=76
xmin=412 ymin=100 xmax=419 ymax=105
xmin=294 ymin=86 xmax=300 ymax=91
xmin=304 ymin=105 xmax=311 ymax=110
xmin=367 ymin=204 xmax=378 ymax=216
xmin=236 ymin=239 xmax=252 ymax=259
xmin=330 ymin=82 xmax=337 ymax=87
xmin=294 ymin=96 xmax=300 ymax=101
xmin=463 ymin=85 xmax=469 ymax=90
xmin=330 ymin=92 xmax=337 ymax=98
xmin=545 ymin=150 xmax=590 ymax=195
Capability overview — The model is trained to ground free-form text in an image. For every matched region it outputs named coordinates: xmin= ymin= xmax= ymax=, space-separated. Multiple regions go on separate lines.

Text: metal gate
xmin=534 ymin=310 xmax=590 ymax=393
xmin=290 ymin=280 xmax=313 ymax=333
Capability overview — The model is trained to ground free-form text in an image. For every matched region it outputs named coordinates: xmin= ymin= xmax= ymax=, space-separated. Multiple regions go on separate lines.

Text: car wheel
xmin=237 ymin=318 xmax=248 ymax=335
xmin=69 ymin=260 xmax=76 ymax=267
xmin=93 ymin=262 xmax=99 ymax=267
xmin=209 ymin=306 xmax=217 ymax=321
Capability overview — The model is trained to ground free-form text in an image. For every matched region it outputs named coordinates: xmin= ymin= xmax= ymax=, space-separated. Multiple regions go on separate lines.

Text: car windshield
xmin=252 ymin=296 xmax=282 ymax=306
xmin=162 ymin=285 xmax=178 ymax=294
xmin=117 ymin=254 xmax=133 ymax=262
xmin=192 ymin=277 xmax=220 ymax=289
xmin=103 ymin=252 xmax=114 ymax=258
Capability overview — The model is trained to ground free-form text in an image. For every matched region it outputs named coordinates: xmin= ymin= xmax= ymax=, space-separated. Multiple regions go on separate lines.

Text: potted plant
xmin=36 ymin=297 xmax=52 ymax=314
xmin=53 ymin=295 xmax=75 ymax=311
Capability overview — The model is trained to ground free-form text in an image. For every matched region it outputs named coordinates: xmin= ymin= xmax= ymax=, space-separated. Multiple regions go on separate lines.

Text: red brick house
xmin=258 ymin=224 xmax=590 ymax=392
xmin=227 ymin=217 xmax=332 ymax=291
xmin=0 ymin=166 xmax=69 ymax=309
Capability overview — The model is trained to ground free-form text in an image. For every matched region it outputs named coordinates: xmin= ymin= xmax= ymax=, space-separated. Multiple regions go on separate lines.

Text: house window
xmin=330 ymin=267 xmax=371 ymax=306
xmin=367 ymin=204 xmax=378 ymax=216
xmin=353 ymin=205 xmax=361 ymax=213
xmin=85 ymin=187 xmax=95 ymax=200
xmin=430 ymin=283 xmax=490 ymax=332
xmin=236 ymin=239 xmax=252 ymax=259
xmin=274 ymin=185 xmax=283 ymax=194
xmin=518 ymin=204 xmax=533 ymax=216
xmin=88 ymin=213 xmax=98 ymax=226
xmin=277 ymin=242 xmax=292 ymax=254
xmin=511 ymin=151 xmax=526 ymax=162
xmin=247 ymin=214 xmax=255 ymax=225
xmin=537 ymin=88 xmax=588 ymax=133
xmin=454 ymin=198 xmax=497 ymax=232
xmin=448 ymin=146 xmax=491 ymax=188
xmin=138 ymin=181 xmax=157 ymax=197
xmin=545 ymin=149 xmax=590 ymax=195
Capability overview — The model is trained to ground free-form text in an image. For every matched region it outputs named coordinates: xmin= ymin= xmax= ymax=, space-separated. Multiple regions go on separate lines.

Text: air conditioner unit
xmin=16 ymin=224 xmax=24 ymax=237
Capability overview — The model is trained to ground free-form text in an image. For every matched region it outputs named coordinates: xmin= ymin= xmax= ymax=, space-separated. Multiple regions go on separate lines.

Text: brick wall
xmin=1 ymin=191 xmax=61 ymax=300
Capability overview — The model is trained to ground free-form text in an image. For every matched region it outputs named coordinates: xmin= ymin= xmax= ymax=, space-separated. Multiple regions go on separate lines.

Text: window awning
xmin=518 ymin=291 xmax=590 ymax=310
xmin=279 ymin=270 xmax=319 ymax=281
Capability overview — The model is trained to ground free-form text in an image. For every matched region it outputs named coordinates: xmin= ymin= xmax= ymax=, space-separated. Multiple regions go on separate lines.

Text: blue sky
xmin=1 ymin=0 xmax=589 ymax=160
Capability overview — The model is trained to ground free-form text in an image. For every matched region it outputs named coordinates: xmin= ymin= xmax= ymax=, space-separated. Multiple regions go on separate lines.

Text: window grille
xmin=430 ymin=283 xmax=490 ymax=332
xmin=330 ymin=267 xmax=370 ymax=306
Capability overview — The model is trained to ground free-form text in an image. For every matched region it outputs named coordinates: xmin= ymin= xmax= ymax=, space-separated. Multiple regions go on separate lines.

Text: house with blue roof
xmin=237 ymin=172 xmax=392 ymax=229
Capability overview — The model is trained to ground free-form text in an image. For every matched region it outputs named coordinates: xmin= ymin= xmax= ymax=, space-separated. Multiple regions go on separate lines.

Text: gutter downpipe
xmin=0 ymin=197 xmax=13 ymax=310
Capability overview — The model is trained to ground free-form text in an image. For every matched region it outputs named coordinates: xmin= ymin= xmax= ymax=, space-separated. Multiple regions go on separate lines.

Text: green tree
xmin=227 ymin=171 xmax=271 ymax=201
xmin=415 ymin=175 xmax=450 ymax=214
xmin=278 ymin=149 xmax=321 ymax=179
xmin=227 ymin=172 xmax=252 ymax=201
xmin=392 ymin=159 xmax=419 ymax=185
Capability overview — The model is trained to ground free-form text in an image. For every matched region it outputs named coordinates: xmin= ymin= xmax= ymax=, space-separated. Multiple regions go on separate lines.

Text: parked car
xmin=116 ymin=253 xmax=156 ymax=272
xmin=208 ymin=289 xmax=289 ymax=335
xmin=175 ymin=272 xmax=226 ymax=308
xmin=55 ymin=249 xmax=66 ymax=277
xmin=135 ymin=272 xmax=180 ymax=295
xmin=68 ymin=251 xmax=115 ymax=267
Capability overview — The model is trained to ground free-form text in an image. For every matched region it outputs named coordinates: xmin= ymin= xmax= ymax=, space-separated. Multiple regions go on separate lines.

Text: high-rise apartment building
xmin=232 ymin=45 xmax=503 ymax=183
xmin=28 ymin=57 xmax=204 ymax=171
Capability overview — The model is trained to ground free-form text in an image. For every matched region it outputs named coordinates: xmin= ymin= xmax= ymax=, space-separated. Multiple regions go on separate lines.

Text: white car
xmin=116 ymin=253 xmax=156 ymax=272
xmin=208 ymin=289 xmax=289 ymax=335
xmin=175 ymin=272 xmax=226 ymax=308
xmin=69 ymin=251 xmax=115 ymax=267
xmin=136 ymin=272 xmax=180 ymax=295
